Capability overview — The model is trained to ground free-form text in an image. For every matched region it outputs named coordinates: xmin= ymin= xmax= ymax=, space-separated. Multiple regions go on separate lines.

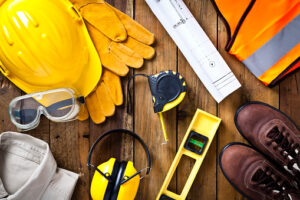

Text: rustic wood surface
xmin=0 ymin=0 xmax=299 ymax=199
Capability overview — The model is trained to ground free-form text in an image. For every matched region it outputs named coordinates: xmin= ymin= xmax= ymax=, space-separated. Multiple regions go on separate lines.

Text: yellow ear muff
xmin=87 ymin=129 xmax=151 ymax=200
xmin=117 ymin=161 xmax=140 ymax=200
xmin=90 ymin=158 xmax=116 ymax=200
xmin=90 ymin=159 xmax=141 ymax=200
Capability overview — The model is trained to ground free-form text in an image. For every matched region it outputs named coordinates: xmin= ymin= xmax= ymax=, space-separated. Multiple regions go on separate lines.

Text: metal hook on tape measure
xmin=127 ymin=73 xmax=149 ymax=114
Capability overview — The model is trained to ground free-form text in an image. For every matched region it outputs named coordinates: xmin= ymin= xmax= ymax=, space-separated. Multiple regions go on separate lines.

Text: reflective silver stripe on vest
xmin=243 ymin=14 xmax=300 ymax=77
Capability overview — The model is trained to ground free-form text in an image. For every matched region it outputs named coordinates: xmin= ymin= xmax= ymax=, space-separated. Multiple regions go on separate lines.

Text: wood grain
xmin=0 ymin=0 xmax=298 ymax=200
xmin=88 ymin=0 xmax=134 ymax=199
xmin=216 ymin=9 xmax=279 ymax=200
xmin=0 ymin=76 xmax=20 ymax=132
xmin=280 ymin=72 xmax=300 ymax=125
xmin=177 ymin=0 xmax=217 ymax=199
xmin=134 ymin=0 xmax=178 ymax=199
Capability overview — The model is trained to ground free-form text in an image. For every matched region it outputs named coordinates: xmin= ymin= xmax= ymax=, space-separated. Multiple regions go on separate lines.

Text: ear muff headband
xmin=87 ymin=128 xmax=151 ymax=184
xmin=110 ymin=161 xmax=127 ymax=200
xmin=103 ymin=161 xmax=120 ymax=200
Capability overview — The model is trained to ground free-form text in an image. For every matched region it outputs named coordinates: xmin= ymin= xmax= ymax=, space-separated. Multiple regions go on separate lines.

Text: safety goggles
xmin=9 ymin=88 xmax=84 ymax=131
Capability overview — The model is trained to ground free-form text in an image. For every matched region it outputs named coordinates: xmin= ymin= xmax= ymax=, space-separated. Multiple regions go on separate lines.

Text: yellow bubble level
xmin=156 ymin=109 xmax=221 ymax=200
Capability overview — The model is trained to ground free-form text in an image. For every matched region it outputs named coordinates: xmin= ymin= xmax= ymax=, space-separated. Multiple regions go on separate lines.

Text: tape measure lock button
xmin=184 ymin=131 xmax=208 ymax=155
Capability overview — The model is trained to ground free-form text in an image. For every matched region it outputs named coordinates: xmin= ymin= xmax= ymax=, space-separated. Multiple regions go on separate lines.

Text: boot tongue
xmin=288 ymin=191 xmax=300 ymax=200
xmin=296 ymin=154 xmax=300 ymax=170
xmin=251 ymin=168 xmax=300 ymax=199
xmin=252 ymin=169 xmax=265 ymax=183
xmin=267 ymin=127 xmax=280 ymax=138
xmin=267 ymin=127 xmax=300 ymax=172
xmin=252 ymin=169 xmax=284 ymax=195
xmin=251 ymin=168 xmax=277 ymax=190
xmin=266 ymin=126 xmax=286 ymax=144
xmin=267 ymin=127 xmax=290 ymax=149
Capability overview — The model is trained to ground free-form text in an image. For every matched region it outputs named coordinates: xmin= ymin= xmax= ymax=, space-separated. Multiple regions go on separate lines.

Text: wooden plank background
xmin=0 ymin=0 xmax=299 ymax=199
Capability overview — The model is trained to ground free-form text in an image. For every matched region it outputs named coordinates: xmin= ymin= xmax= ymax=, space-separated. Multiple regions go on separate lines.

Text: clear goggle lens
xmin=9 ymin=88 xmax=83 ymax=130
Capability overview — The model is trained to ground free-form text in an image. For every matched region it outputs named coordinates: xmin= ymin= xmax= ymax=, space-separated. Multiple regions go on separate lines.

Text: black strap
xmin=127 ymin=73 xmax=149 ymax=114
xmin=87 ymin=129 xmax=151 ymax=183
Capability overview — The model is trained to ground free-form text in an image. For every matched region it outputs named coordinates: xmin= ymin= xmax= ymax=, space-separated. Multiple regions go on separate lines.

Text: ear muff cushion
xmin=110 ymin=161 xmax=127 ymax=200
xmin=104 ymin=160 xmax=120 ymax=200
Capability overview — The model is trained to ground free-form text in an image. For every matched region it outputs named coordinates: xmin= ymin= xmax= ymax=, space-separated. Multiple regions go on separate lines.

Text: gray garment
xmin=0 ymin=132 xmax=79 ymax=200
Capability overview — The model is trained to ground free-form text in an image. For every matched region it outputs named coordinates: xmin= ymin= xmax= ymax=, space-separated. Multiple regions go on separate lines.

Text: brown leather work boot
xmin=235 ymin=102 xmax=300 ymax=184
xmin=220 ymin=143 xmax=300 ymax=200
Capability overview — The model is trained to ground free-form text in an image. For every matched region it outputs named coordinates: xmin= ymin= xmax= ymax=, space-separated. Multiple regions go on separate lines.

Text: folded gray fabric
xmin=0 ymin=132 xmax=79 ymax=200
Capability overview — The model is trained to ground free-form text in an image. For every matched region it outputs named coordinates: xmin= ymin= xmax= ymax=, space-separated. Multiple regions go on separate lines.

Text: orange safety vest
xmin=211 ymin=0 xmax=300 ymax=86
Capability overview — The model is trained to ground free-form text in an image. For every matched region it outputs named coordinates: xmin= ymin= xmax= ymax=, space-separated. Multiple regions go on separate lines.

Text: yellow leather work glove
xmin=77 ymin=69 xmax=123 ymax=123
xmin=71 ymin=0 xmax=155 ymax=76
xmin=72 ymin=0 xmax=155 ymax=124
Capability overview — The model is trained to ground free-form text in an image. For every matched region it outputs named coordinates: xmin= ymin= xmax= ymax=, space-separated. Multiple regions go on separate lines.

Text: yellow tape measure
xmin=156 ymin=109 xmax=221 ymax=200
xmin=127 ymin=70 xmax=186 ymax=142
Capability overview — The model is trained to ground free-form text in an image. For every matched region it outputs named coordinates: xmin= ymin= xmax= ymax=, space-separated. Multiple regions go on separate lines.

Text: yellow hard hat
xmin=0 ymin=0 xmax=102 ymax=97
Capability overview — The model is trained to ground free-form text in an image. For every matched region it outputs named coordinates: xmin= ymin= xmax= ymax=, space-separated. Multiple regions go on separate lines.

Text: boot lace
xmin=252 ymin=167 xmax=293 ymax=200
xmin=266 ymin=126 xmax=300 ymax=175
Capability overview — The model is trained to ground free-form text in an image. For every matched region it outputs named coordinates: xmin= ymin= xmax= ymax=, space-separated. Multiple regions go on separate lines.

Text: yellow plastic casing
xmin=158 ymin=92 xmax=186 ymax=142
xmin=161 ymin=71 xmax=186 ymax=113
xmin=91 ymin=158 xmax=116 ymax=200
xmin=161 ymin=92 xmax=186 ymax=112
xmin=156 ymin=109 xmax=221 ymax=200
xmin=90 ymin=159 xmax=140 ymax=200
xmin=0 ymin=0 xmax=102 ymax=97
xmin=117 ymin=161 xmax=140 ymax=200
xmin=152 ymin=71 xmax=186 ymax=113
xmin=157 ymin=72 xmax=186 ymax=142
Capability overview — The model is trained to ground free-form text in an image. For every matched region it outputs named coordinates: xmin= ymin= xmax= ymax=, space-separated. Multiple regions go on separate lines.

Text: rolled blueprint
xmin=145 ymin=0 xmax=241 ymax=103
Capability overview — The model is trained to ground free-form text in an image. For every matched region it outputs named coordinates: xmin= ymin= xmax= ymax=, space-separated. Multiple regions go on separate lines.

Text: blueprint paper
xmin=145 ymin=0 xmax=241 ymax=103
